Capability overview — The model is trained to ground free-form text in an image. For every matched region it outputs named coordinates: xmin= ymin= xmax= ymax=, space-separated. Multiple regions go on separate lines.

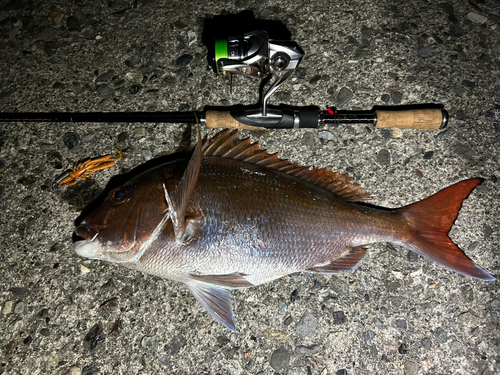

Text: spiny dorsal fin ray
xmin=202 ymin=130 xmax=370 ymax=202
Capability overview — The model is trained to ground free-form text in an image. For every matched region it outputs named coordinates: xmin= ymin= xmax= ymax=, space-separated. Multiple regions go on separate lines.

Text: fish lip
xmin=75 ymin=224 xmax=99 ymax=242
xmin=73 ymin=239 xmax=103 ymax=260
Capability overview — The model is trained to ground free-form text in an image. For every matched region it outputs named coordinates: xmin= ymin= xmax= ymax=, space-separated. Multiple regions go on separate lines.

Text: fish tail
xmin=398 ymin=178 xmax=495 ymax=281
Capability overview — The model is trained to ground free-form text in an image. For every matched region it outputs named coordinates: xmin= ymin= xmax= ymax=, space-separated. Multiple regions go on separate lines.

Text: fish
xmin=74 ymin=129 xmax=495 ymax=332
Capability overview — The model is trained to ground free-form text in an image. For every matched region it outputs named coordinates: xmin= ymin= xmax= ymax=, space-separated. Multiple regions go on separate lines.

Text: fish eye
xmin=110 ymin=187 xmax=129 ymax=204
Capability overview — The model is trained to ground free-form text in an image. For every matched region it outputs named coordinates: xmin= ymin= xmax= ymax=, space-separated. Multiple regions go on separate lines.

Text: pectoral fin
xmin=186 ymin=281 xmax=237 ymax=332
xmin=306 ymin=246 xmax=367 ymax=275
xmin=163 ymin=119 xmax=203 ymax=243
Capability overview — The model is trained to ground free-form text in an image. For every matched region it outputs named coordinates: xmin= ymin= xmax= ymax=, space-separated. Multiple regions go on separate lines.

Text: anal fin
xmin=186 ymin=281 xmax=237 ymax=332
xmin=306 ymin=246 xmax=367 ymax=275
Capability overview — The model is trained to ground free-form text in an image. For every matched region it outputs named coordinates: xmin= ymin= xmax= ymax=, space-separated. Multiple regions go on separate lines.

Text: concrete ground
xmin=0 ymin=0 xmax=499 ymax=374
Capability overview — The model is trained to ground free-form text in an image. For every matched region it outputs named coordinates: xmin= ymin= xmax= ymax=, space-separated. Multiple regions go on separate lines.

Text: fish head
xmin=74 ymin=168 xmax=172 ymax=263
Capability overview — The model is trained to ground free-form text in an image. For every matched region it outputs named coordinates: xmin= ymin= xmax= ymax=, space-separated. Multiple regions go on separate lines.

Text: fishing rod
xmin=0 ymin=30 xmax=448 ymax=130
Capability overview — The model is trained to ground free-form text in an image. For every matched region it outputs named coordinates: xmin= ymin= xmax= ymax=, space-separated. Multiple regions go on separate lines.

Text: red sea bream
xmin=74 ymin=130 xmax=495 ymax=332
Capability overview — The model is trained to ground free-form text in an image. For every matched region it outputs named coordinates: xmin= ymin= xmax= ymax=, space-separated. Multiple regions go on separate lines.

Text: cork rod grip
xmin=205 ymin=111 xmax=261 ymax=130
xmin=375 ymin=109 xmax=444 ymax=129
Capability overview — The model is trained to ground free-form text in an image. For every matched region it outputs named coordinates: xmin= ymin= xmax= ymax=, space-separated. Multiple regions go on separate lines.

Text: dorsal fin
xmin=202 ymin=130 xmax=370 ymax=202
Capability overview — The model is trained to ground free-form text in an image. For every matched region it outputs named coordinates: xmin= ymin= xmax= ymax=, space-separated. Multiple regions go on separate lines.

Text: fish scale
xmin=74 ymin=130 xmax=495 ymax=332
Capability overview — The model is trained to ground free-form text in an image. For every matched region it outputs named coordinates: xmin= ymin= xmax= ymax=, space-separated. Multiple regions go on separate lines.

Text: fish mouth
xmin=74 ymin=223 xmax=104 ymax=260
xmin=75 ymin=224 xmax=100 ymax=242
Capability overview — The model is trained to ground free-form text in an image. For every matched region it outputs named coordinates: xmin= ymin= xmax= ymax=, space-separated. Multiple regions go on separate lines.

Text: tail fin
xmin=398 ymin=178 xmax=495 ymax=281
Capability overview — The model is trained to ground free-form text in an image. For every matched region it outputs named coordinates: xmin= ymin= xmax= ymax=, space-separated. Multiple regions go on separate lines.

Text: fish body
xmin=74 ymin=130 xmax=495 ymax=331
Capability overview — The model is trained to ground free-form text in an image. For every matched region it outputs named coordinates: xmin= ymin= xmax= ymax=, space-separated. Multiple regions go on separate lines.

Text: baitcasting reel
xmin=208 ymin=30 xmax=304 ymax=118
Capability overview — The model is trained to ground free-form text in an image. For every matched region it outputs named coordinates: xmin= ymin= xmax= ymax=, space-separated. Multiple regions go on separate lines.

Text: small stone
xmin=296 ymin=313 xmax=318 ymax=337
xmin=141 ymin=148 xmax=152 ymax=161
xmin=336 ymin=370 xmax=348 ymax=375
xmin=82 ymin=363 xmax=99 ymax=375
xmin=302 ymin=132 xmax=315 ymax=147
xmin=134 ymin=127 xmax=147 ymax=138
xmin=404 ymin=361 xmax=418 ymax=375
xmin=80 ymin=265 xmax=90 ymax=275
xmin=270 ymin=347 xmax=290 ymax=371
xmin=96 ymin=84 xmax=114 ymax=99
xmin=278 ymin=297 xmax=288 ymax=313
xmin=63 ymin=132 xmax=80 ymax=150
xmin=377 ymin=149 xmax=391 ymax=166
xmin=337 ymin=87 xmax=353 ymax=107
xmin=395 ymin=319 xmax=407 ymax=329
xmin=129 ymin=84 xmax=142 ymax=95
xmin=435 ymin=327 xmax=448 ymax=343
xmin=14 ymin=301 xmax=25 ymax=314
xmin=391 ymin=92 xmax=403 ymax=104
xmin=67 ymin=16 xmax=82 ymax=31
xmin=423 ymin=151 xmax=434 ymax=159
xmin=170 ymin=334 xmax=187 ymax=354
xmin=361 ymin=330 xmax=376 ymax=342
xmin=2 ymin=301 xmax=13 ymax=315
xmin=40 ymin=328 xmax=50 ymax=336
xmin=467 ymin=12 xmax=487 ymax=24
xmin=462 ymin=80 xmax=475 ymax=89
xmin=418 ymin=47 xmax=435 ymax=59
xmin=381 ymin=94 xmax=390 ymax=103
xmin=141 ymin=335 xmax=157 ymax=349
xmin=332 ymin=311 xmax=347 ymax=325
xmin=390 ymin=128 xmax=402 ymax=138
xmin=450 ymin=340 xmax=463 ymax=354
xmin=295 ymin=345 xmax=321 ymax=355
xmin=40 ymin=143 xmax=56 ymax=152
xmin=96 ymin=70 xmax=115 ymax=83
xmin=175 ymin=54 xmax=193 ymax=67
xmin=84 ymin=324 xmax=105 ymax=350
xmin=117 ymin=132 xmax=129 ymax=144
xmin=99 ymin=298 xmax=119 ymax=315
xmin=318 ymin=130 xmax=337 ymax=143
xmin=48 ymin=11 xmax=65 ymax=26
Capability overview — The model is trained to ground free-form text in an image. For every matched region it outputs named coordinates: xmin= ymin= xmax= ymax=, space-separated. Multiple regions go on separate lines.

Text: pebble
xmin=84 ymin=324 xmax=105 ymax=350
xmin=420 ymin=337 xmax=432 ymax=349
xmin=14 ymin=301 xmax=25 ymax=314
xmin=129 ymin=84 xmax=142 ymax=95
xmin=141 ymin=335 xmax=157 ymax=349
xmin=467 ymin=12 xmax=487 ymax=24
xmin=423 ymin=151 xmax=434 ymax=159
xmin=38 ymin=27 xmax=59 ymax=42
xmin=295 ymin=345 xmax=321 ymax=355
xmin=64 ymin=366 xmax=82 ymax=375
xmin=40 ymin=143 xmax=56 ymax=152
xmin=80 ymin=265 xmax=90 ymax=275
xmin=2 ymin=300 xmax=13 ymax=315
xmin=23 ymin=335 xmax=33 ymax=345
xmin=63 ymin=132 xmax=80 ymax=150
xmin=331 ymin=310 xmax=346 ymax=325
xmin=270 ymin=347 xmax=290 ymax=371
xmin=377 ymin=149 xmax=391 ymax=166
xmin=337 ymin=87 xmax=353 ymax=107
xmin=361 ymin=330 xmax=376 ymax=343
xmin=175 ymin=54 xmax=193 ymax=67
xmin=302 ymin=132 xmax=315 ymax=147
xmin=395 ymin=319 xmax=407 ymax=329
xmin=48 ymin=11 xmax=65 ymax=27
xmin=278 ymin=297 xmax=288 ymax=313
xmin=318 ymin=130 xmax=337 ymax=143
xmin=170 ymin=334 xmax=187 ymax=354
xmin=134 ymin=128 xmax=147 ymax=138
xmin=141 ymin=148 xmax=152 ymax=161
xmin=336 ymin=370 xmax=347 ymax=375
xmin=296 ymin=313 xmax=318 ymax=337
xmin=435 ymin=327 xmax=448 ymax=343
xmin=391 ymin=92 xmax=403 ymax=104
xmin=404 ymin=361 xmax=418 ymax=375
xmin=381 ymin=94 xmax=390 ymax=103
xmin=449 ymin=340 xmax=463 ymax=354
xmin=96 ymin=84 xmax=114 ymax=99
xmin=418 ymin=47 xmax=435 ymax=59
